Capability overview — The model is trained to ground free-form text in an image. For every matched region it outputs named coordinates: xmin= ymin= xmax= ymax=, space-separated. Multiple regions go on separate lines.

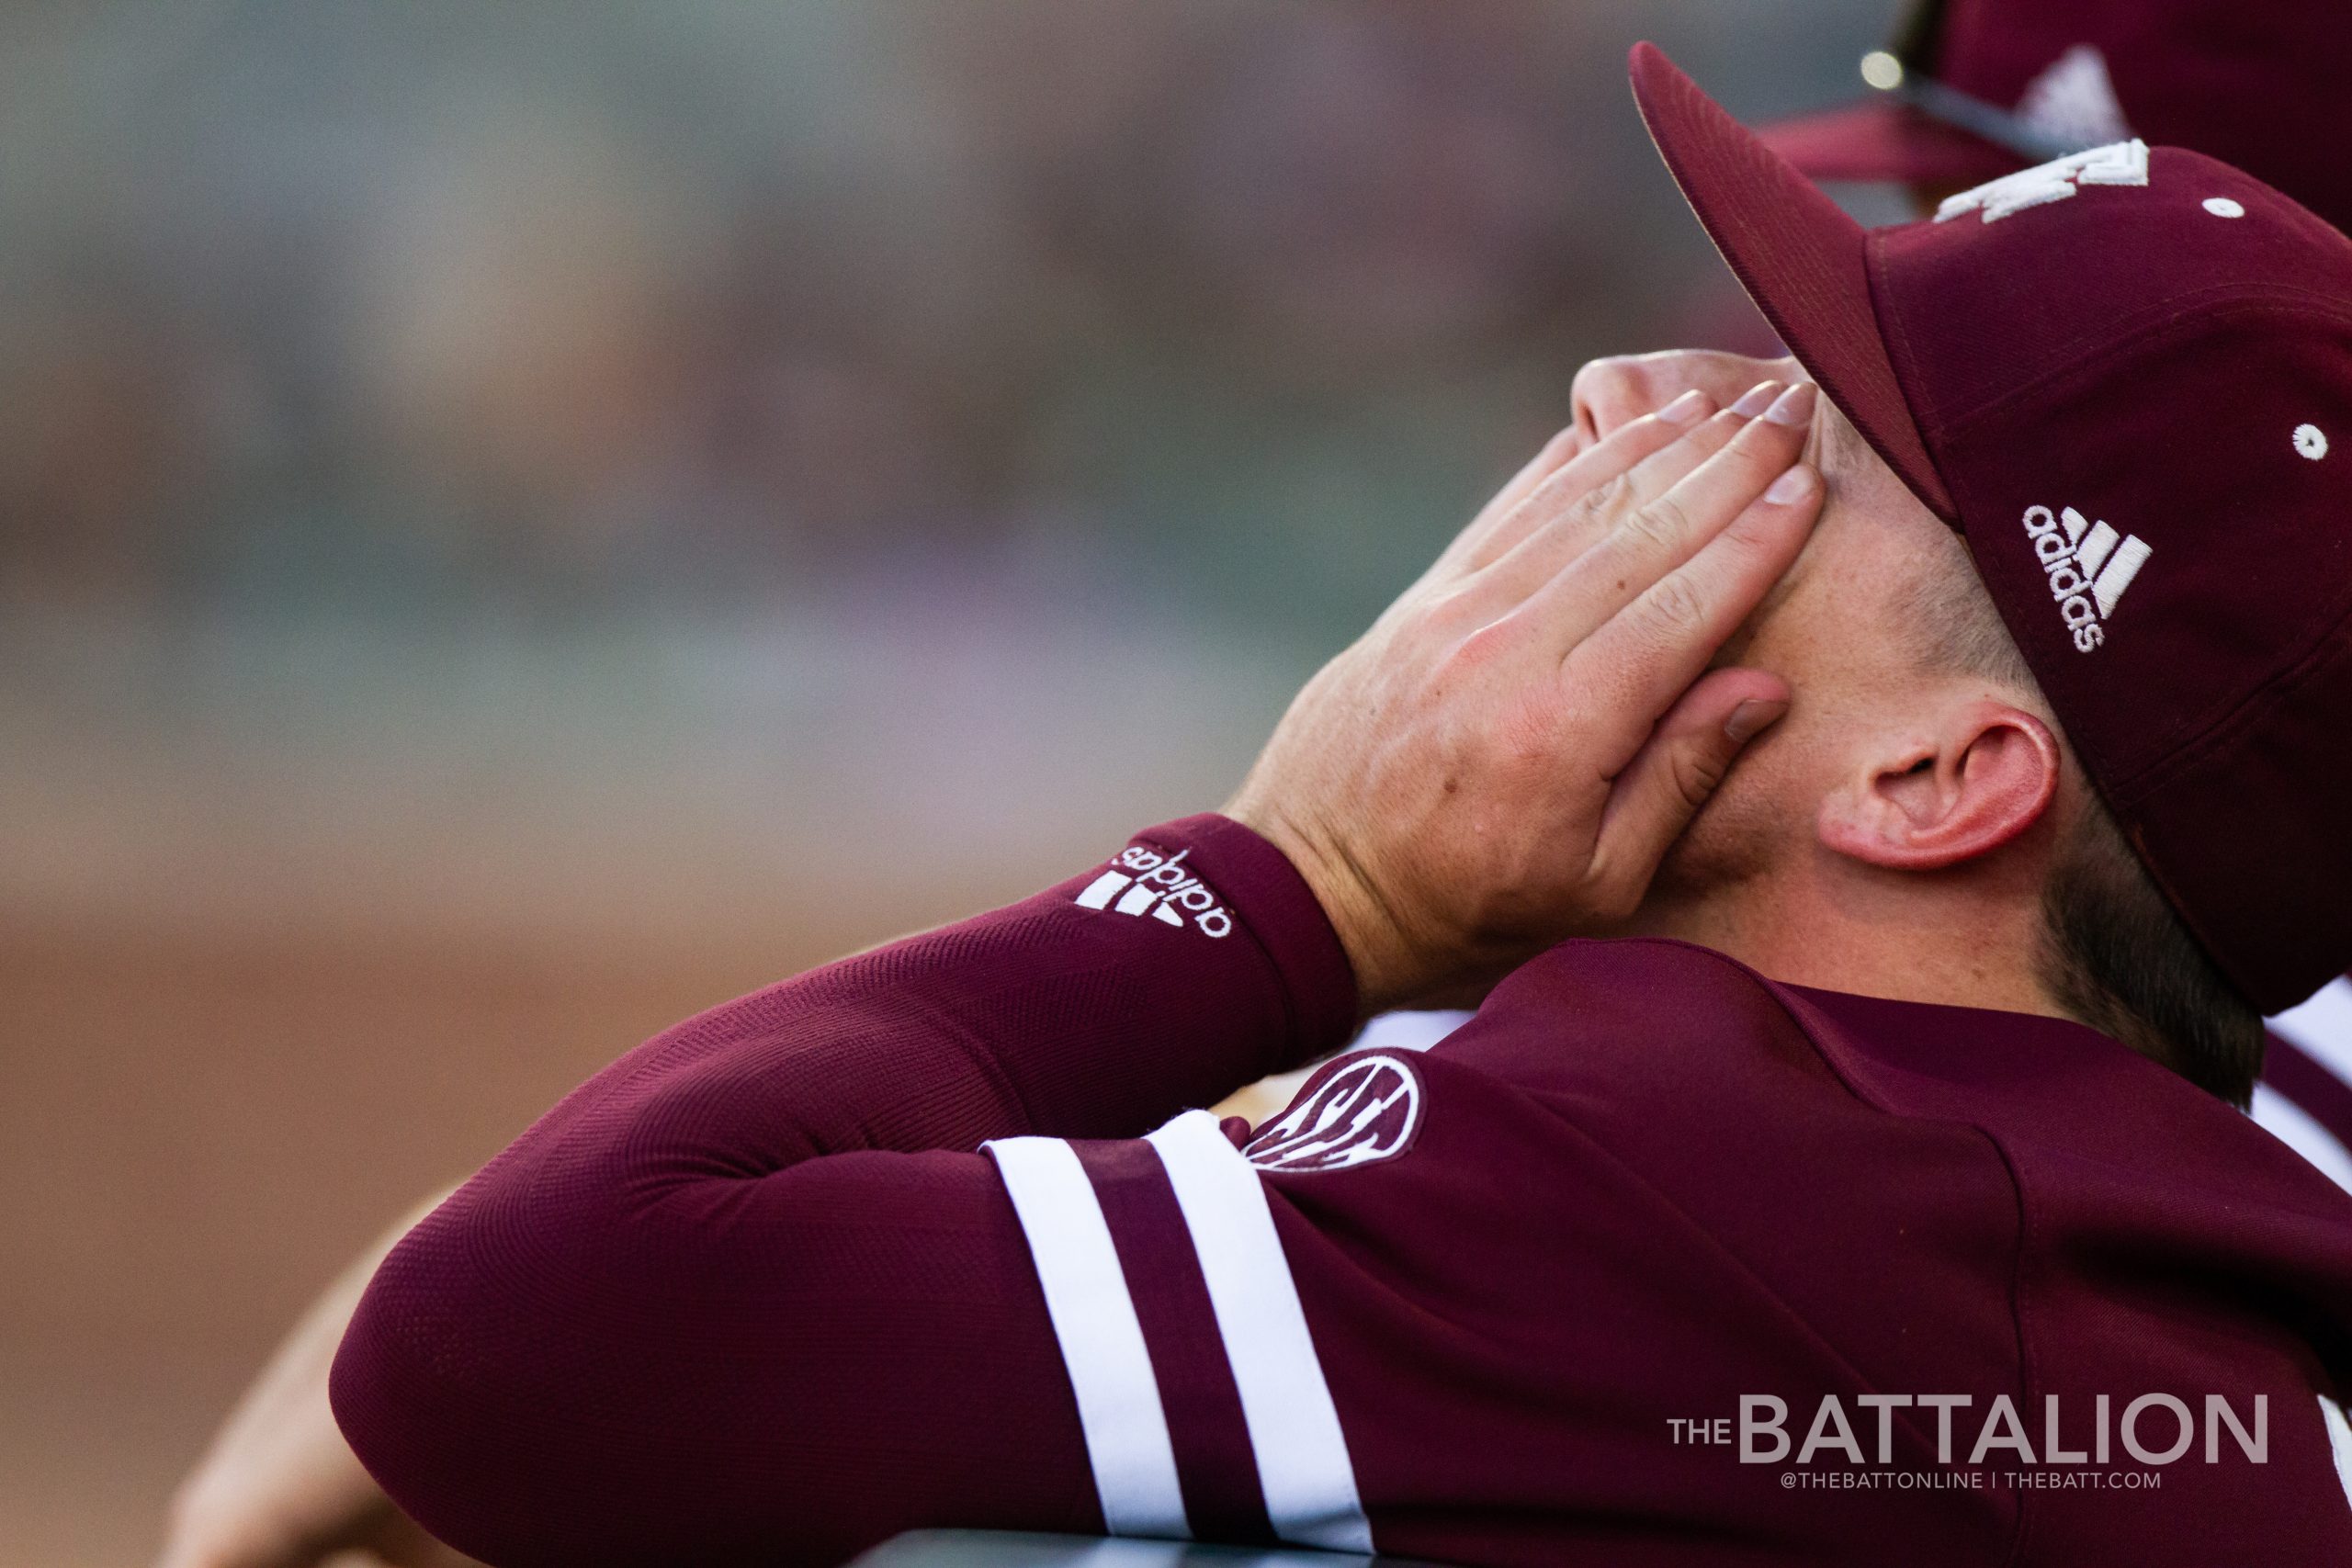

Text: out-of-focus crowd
xmin=0 ymin=8 xmax=1892 ymax=1564
xmin=0 ymin=0 xmax=1866 ymax=628
xmin=0 ymin=0 xmax=1899 ymax=952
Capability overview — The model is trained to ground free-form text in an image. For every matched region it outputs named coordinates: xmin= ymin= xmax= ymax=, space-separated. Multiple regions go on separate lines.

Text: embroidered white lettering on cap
xmin=2021 ymin=504 xmax=2152 ymax=653
xmin=2203 ymin=197 xmax=2246 ymax=219
xmin=1936 ymin=140 xmax=2150 ymax=225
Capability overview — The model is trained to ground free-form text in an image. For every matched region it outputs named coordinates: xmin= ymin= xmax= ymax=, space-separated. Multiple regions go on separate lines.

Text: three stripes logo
xmin=1075 ymin=845 xmax=1235 ymax=938
xmin=2022 ymin=503 xmax=2150 ymax=653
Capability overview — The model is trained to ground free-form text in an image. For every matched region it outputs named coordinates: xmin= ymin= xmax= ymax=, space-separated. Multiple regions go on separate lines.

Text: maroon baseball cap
xmin=1629 ymin=41 xmax=2352 ymax=1014
xmin=1758 ymin=0 xmax=2352 ymax=236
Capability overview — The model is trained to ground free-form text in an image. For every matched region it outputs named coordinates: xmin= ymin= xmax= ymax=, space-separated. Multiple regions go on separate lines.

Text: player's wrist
xmin=1220 ymin=795 xmax=1419 ymax=1018
xmin=1076 ymin=811 xmax=1363 ymax=1063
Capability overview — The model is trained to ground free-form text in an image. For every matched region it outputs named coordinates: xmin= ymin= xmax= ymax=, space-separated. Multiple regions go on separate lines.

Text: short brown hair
xmin=1898 ymin=526 xmax=2266 ymax=1105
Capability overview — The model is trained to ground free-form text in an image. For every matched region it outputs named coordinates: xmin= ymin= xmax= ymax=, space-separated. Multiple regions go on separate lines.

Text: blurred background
xmin=0 ymin=3 xmax=1903 ymax=1562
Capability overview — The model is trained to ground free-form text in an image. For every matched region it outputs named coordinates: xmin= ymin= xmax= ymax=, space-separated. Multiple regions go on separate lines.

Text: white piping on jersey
xmin=2322 ymin=1396 xmax=2352 ymax=1512
xmin=2249 ymin=1085 xmax=2352 ymax=1196
xmin=2260 ymin=976 xmax=2352 ymax=1196
xmin=1146 ymin=1109 xmax=1374 ymax=1553
xmin=2273 ymin=977 xmax=2352 ymax=1081
xmin=985 ymin=1136 xmax=1190 ymax=1540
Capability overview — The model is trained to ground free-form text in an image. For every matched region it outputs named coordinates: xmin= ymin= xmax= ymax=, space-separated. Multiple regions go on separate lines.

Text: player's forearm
xmin=329 ymin=814 xmax=1354 ymax=1565
xmin=519 ymin=810 xmax=1356 ymax=1160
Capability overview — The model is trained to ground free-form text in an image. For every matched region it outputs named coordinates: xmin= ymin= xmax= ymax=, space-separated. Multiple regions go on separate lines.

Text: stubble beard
xmin=1622 ymin=750 xmax=1790 ymax=947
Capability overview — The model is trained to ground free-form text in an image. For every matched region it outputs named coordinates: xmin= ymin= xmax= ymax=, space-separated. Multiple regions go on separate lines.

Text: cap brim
xmin=1757 ymin=96 xmax=2021 ymax=188
xmin=1629 ymin=42 xmax=1957 ymax=524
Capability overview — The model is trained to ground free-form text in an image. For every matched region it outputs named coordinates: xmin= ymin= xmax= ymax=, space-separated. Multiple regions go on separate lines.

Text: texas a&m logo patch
xmin=1244 ymin=1053 xmax=1423 ymax=1174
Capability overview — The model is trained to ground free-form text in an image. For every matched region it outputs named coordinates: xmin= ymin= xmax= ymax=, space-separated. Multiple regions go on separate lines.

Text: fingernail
xmin=1765 ymin=463 xmax=1817 ymax=504
xmin=1729 ymin=380 xmax=1782 ymax=418
xmin=1763 ymin=382 xmax=1817 ymax=426
xmin=1724 ymin=697 xmax=1789 ymax=745
xmin=1658 ymin=388 xmax=1711 ymax=424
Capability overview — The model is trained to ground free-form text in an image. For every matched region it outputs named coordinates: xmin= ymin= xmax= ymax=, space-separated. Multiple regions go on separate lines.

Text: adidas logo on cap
xmin=1075 ymin=846 xmax=1235 ymax=938
xmin=2022 ymin=503 xmax=2151 ymax=652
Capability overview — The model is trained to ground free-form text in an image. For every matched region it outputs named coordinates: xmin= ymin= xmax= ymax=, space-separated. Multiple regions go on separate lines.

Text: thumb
xmin=1591 ymin=666 xmax=1790 ymax=905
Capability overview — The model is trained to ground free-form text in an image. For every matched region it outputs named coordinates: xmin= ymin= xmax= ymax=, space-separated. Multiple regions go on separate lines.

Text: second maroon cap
xmin=1758 ymin=0 xmax=2352 ymax=237
xmin=1631 ymin=41 xmax=2352 ymax=1013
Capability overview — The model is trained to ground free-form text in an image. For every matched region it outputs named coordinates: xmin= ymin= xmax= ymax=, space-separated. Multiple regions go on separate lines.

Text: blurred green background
xmin=0 ymin=4 xmax=1900 ymax=1562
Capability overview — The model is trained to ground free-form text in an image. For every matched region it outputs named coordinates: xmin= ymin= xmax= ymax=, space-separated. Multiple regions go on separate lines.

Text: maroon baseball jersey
xmin=333 ymin=817 xmax=2352 ymax=1567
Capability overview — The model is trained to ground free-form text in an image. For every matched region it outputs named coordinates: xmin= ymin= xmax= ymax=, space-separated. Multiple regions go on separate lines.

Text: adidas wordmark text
xmin=1075 ymin=845 xmax=1236 ymax=938
xmin=2022 ymin=503 xmax=2150 ymax=653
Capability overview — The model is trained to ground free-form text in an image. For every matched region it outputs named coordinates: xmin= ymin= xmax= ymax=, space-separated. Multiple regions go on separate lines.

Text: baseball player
xmin=1763 ymin=0 xmax=2352 ymax=1190
xmin=307 ymin=49 xmax=2352 ymax=1566
xmin=156 ymin=29 xmax=2352 ymax=1567
xmin=1271 ymin=0 xmax=2352 ymax=1184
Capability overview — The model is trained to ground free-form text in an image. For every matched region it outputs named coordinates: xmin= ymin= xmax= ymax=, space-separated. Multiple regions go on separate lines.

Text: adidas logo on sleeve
xmin=2022 ymin=503 xmax=2151 ymax=652
xmin=1076 ymin=846 xmax=1236 ymax=938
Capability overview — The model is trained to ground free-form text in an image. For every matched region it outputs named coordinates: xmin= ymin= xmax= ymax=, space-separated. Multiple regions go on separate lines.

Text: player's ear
xmin=1815 ymin=698 xmax=2060 ymax=871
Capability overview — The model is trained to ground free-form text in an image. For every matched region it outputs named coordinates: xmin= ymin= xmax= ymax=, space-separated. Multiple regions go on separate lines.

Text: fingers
xmin=1491 ymin=425 xmax=1589 ymax=520
xmin=1443 ymin=384 xmax=1732 ymax=581
xmin=1586 ymin=665 xmax=1792 ymax=908
xmin=1519 ymin=381 xmax=1815 ymax=649
xmin=1642 ymin=383 xmax=1817 ymax=565
xmin=1570 ymin=450 xmax=1823 ymax=737
xmin=1430 ymin=423 xmax=1594 ymax=581
xmin=1462 ymin=384 xmax=1782 ymax=607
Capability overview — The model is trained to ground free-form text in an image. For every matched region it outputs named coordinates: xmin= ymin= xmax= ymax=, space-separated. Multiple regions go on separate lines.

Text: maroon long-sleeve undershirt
xmin=329 ymin=814 xmax=1356 ymax=1568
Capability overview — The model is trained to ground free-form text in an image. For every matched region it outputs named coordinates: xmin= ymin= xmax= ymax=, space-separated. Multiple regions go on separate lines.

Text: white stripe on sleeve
xmin=984 ymin=1135 xmax=1190 ymax=1540
xmin=1144 ymin=1109 xmax=1373 ymax=1553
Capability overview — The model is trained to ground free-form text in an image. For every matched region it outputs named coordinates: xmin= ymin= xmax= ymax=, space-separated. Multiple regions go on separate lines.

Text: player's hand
xmin=1226 ymin=380 xmax=1822 ymax=1014
xmin=156 ymin=1191 xmax=481 ymax=1568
